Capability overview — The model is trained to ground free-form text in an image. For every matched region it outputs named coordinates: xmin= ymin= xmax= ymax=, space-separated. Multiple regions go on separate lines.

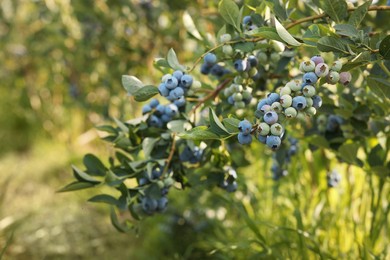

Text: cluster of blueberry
xmin=142 ymin=98 xmax=179 ymax=128
xmin=219 ymin=166 xmax=238 ymax=192
xmin=270 ymin=138 xmax=299 ymax=180
xmin=158 ymin=71 xmax=195 ymax=107
xmin=327 ymin=170 xmax=341 ymax=188
xmin=242 ymin=15 xmax=258 ymax=31
xmin=137 ymin=165 xmax=174 ymax=215
xmin=179 ymin=145 xmax=203 ymax=164
xmin=200 ymin=53 xmax=230 ymax=79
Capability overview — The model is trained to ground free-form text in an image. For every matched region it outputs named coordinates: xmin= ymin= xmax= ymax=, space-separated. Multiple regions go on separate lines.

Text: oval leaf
xmin=379 ymin=35 xmax=390 ymax=60
xmin=179 ymin=126 xmax=221 ymax=140
xmin=133 ymin=85 xmax=159 ymax=102
xmin=274 ymin=18 xmax=301 ymax=46
xmin=122 ymin=75 xmax=143 ymax=95
xmin=167 ymin=48 xmax=186 ymax=71
xmin=209 ymin=108 xmax=230 ymax=136
xmin=218 ymin=0 xmax=241 ymax=33
xmin=183 ymin=11 xmax=203 ymax=40
xmin=317 ymin=36 xmax=349 ymax=53
xmin=88 ymin=194 xmax=120 ymax=206
xmin=320 ymin=0 xmax=348 ymax=23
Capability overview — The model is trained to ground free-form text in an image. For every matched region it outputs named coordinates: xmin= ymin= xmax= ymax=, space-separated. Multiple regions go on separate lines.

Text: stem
xmin=189 ymin=78 xmax=232 ymax=115
xmin=162 ymin=133 xmax=177 ymax=176
xmin=378 ymin=61 xmax=390 ymax=77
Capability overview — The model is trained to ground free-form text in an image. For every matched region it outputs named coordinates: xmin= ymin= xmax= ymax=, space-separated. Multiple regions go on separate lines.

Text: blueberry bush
xmin=61 ymin=0 xmax=390 ymax=258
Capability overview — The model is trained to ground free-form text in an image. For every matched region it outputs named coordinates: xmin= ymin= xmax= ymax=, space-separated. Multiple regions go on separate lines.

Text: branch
xmin=189 ymin=78 xmax=232 ymax=115
xmin=162 ymin=133 xmax=176 ymax=176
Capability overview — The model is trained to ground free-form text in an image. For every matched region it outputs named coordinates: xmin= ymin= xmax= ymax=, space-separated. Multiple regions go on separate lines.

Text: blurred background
xmin=0 ymin=0 xmax=389 ymax=259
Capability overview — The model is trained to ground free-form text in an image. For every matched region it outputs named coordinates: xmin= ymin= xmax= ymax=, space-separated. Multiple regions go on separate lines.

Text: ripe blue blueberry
xmin=157 ymin=197 xmax=168 ymax=211
xmin=204 ymin=53 xmax=217 ymax=65
xmin=327 ymin=170 xmax=341 ymax=188
xmin=238 ymin=120 xmax=252 ymax=135
xmin=257 ymin=135 xmax=267 ymax=144
xmin=257 ymin=98 xmax=269 ymax=111
xmin=242 ymin=15 xmax=252 ymax=25
xmin=142 ymin=197 xmax=158 ymax=214
xmin=165 ymin=104 xmax=179 ymax=117
xmin=158 ymin=83 xmax=169 ymax=97
xmin=303 ymin=72 xmax=318 ymax=84
xmin=312 ymin=95 xmax=322 ymax=109
xmin=238 ymin=132 xmax=252 ymax=145
xmin=247 ymin=55 xmax=258 ymax=67
xmin=174 ymin=96 xmax=186 ymax=107
xmin=161 ymin=114 xmax=172 ymax=123
xmin=263 ymin=111 xmax=278 ymax=125
xmin=210 ymin=64 xmax=225 ymax=77
xmin=171 ymin=87 xmax=184 ymax=99
xmin=155 ymin=104 xmax=165 ymax=115
xmin=311 ymin=55 xmax=324 ymax=65
xmin=181 ymin=75 xmax=193 ymax=88
xmin=227 ymin=95 xmax=234 ymax=105
xmin=152 ymin=166 xmax=162 ymax=179
xmin=149 ymin=115 xmax=163 ymax=128
xmin=149 ymin=98 xmax=159 ymax=108
xmin=172 ymin=70 xmax=183 ymax=80
xmin=142 ymin=104 xmax=152 ymax=114
xmin=267 ymin=92 xmax=280 ymax=103
xmin=266 ymin=135 xmax=281 ymax=150
xmin=292 ymin=96 xmax=307 ymax=110
xmin=233 ymin=59 xmax=248 ymax=72
xmin=200 ymin=63 xmax=211 ymax=74
xmin=225 ymin=182 xmax=238 ymax=192
xmin=326 ymin=115 xmax=342 ymax=132
xmin=165 ymin=75 xmax=178 ymax=89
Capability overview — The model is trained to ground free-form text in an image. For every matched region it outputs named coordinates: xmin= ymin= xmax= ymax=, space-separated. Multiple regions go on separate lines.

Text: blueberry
xmin=142 ymin=104 xmax=152 ymax=114
xmin=220 ymin=33 xmax=232 ymax=43
xmin=257 ymin=98 xmax=269 ymax=111
xmin=238 ymin=120 xmax=252 ymax=135
xmin=270 ymin=123 xmax=283 ymax=136
xmin=149 ymin=115 xmax=163 ymax=128
xmin=303 ymin=72 xmax=318 ymax=84
xmin=225 ymin=182 xmax=238 ymax=192
xmin=326 ymin=115 xmax=342 ymax=132
xmin=233 ymin=59 xmax=248 ymax=72
xmin=292 ymin=96 xmax=307 ymax=110
xmin=247 ymin=55 xmax=258 ymax=67
xmin=302 ymin=85 xmax=316 ymax=97
xmin=204 ymin=53 xmax=217 ymax=65
xmin=266 ymin=135 xmax=281 ymax=150
xmin=263 ymin=111 xmax=278 ymax=125
xmin=171 ymin=87 xmax=184 ymax=99
xmin=165 ymin=104 xmax=179 ymax=117
xmin=172 ymin=70 xmax=183 ymax=80
xmin=149 ymin=98 xmax=159 ymax=108
xmin=210 ymin=64 xmax=225 ymax=77
xmin=258 ymin=122 xmax=270 ymax=136
xmin=181 ymin=75 xmax=193 ymax=88
xmin=284 ymin=107 xmax=297 ymax=118
xmin=286 ymin=80 xmax=301 ymax=92
xmin=155 ymin=104 xmax=165 ymax=115
xmin=260 ymin=104 xmax=271 ymax=113
xmin=300 ymin=60 xmax=315 ymax=72
xmin=314 ymin=63 xmax=329 ymax=77
xmin=152 ymin=166 xmax=163 ymax=179
xmin=339 ymin=72 xmax=352 ymax=85
xmin=326 ymin=71 xmax=340 ymax=84
xmin=256 ymin=52 xmax=267 ymax=63
xmin=331 ymin=60 xmax=342 ymax=72
xmin=310 ymin=55 xmax=324 ymax=65
xmin=238 ymin=132 xmax=252 ymax=145
xmin=165 ymin=75 xmax=178 ymax=89
xmin=227 ymin=95 xmax=235 ymax=105
xmin=257 ymin=135 xmax=267 ymax=144
xmin=267 ymin=92 xmax=280 ymax=103
xmin=327 ymin=170 xmax=341 ymax=188
xmin=142 ymin=197 xmax=158 ymax=214
xmin=157 ymin=197 xmax=168 ymax=211
xmin=138 ymin=177 xmax=149 ymax=186
xmin=242 ymin=15 xmax=252 ymax=25
xmin=161 ymin=114 xmax=172 ymax=123
xmin=174 ymin=96 xmax=186 ymax=107
xmin=280 ymin=94 xmax=293 ymax=108
xmin=312 ymin=95 xmax=322 ymax=109
xmin=200 ymin=63 xmax=211 ymax=74
xmin=158 ymin=83 xmax=169 ymax=97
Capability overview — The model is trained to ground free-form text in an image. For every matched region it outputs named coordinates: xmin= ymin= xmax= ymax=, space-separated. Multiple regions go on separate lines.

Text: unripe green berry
xmin=224 ymin=88 xmax=232 ymax=97
xmin=326 ymin=71 xmax=340 ymax=84
xmin=302 ymin=85 xmax=316 ymax=97
xmin=286 ymin=80 xmax=301 ymax=92
xmin=233 ymin=93 xmax=243 ymax=101
xmin=305 ymin=97 xmax=313 ymax=107
xmin=300 ymin=60 xmax=315 ymax=72
xmin=271 ymin=102 xmax=283 ymax=113
xmin=192 ymin=81 xmax=201 ymax=89
xmin=234 ymin=101 xmax=245 ymax=108
xmin=270 ymin=123 xmax=283 ymax=136
xmin=279 ymin=86 xmax=291 ymax=96
xmin=270 ymin=52 xmax=280 ymax=63
xmin=331 ymin=60 xmax=342 ymax=71
xmin=249 ymin=67 xmax=258 ymax=77
xmin=256 ymin=52 xmax=268 ymax=63
xmin=284 ymin=107 xmax=297 ymax=118
xmin=234 ymin=76 xmax=244 ymax=84
xmin=258 ymin=122 xmax=270 ymax=136
xmin=242 ymin=90 xmax=252 ymax=99
xmin=222 ymin=45 xmax=233 ymax=55
xmin=316 ymin=114 xmax=327 ymax=125
xmin=305 ymin=107 xmax=317 ymax=117
xmin=220 ymin=33 xmax=232 ymax=43
xmin=280 ymin=94 xmax=293 ymax=108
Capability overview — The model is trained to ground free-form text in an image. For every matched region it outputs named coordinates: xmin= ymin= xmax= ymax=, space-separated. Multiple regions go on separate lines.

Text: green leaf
xmin=142 ymin=137 xmax=159 ymax=158
xmin=154 ymin=58 xmax=171 ymax=69
xmin=95 ymin=125 xmax=117 ymax=134
xmin=246 ymin=27 xmax=284 ymax=42
xmin=88 ymin=194 xmax=120 ymax=206
xmin=317 ymin=36 xmax=349 ymax=54
xmin=320 ymin=0 xmax=348 ymax=23
xmin=334 ymin=24 xmax=358 ymax=38
xmin=167 ymin=48 xmax=186 ymax=71
xmin=264 ymin=0 xmax=287 ymax=21
xmin=348 ymin=0 xmax=372 ymax=27
xmin=133 ymin=85 xmax=159 ymax=102
xmin=223 ymin=117 xmax=240 ymax=133
xmin=167 ymin=120 xmax=191 ymax=133
xmin=182 ymin=11 xmax=203 ymax=40
xmin=121 ymin=75 xmax=143 ymax=95
xmin=368 ymin=144 xmax=386 ymax=167
xmin=233 ymin=42 xmax=255 ymax=53
xmin=367 ymin=76 xmax=390 ymax=100
xmin=83 ymin=154 xmax=106 ymax=176
xmin=338 ymin=143 xmax=359 ymax=165
xmin=302 ymin=24 xmax=322 ymax=46
xmin=57 ymin=181 xmax=97 ymax=192
xmin=308 ymin=135 xmax=330 ymax=149
xmin=274 ymin=17 xmax=301 ymax=46
xmin=209 ymin=108 xmax=230 ymax=136
xmin=113 ymin=118 xmax=129 ymax=133
xmin=218 ymin=0 xmax=241 ymax=33
xmin=110 ymin=207 xmax=132 ymax=233
xmin=72 ymin=165 xmax=101 ymax=184
xmin=379 ymin=35 xmax=390 ymax=60
xmin=179 ymin=126 xmax=221 ymax=140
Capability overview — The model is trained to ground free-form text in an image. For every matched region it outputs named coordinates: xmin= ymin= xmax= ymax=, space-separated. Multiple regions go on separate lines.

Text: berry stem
xmin=189 ymin=78 xmax=232 ymax=115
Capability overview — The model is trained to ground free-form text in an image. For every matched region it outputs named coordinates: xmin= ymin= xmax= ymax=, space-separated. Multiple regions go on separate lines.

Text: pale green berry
xmin=280 ymin=94 xmax=293 ymax=108
xmin=241 ymin=72 xmax=249 ymax=79
xmin=234 ymin=76 xmax=244 ymax=84
xmin=331 ymin=60 xmax=342 ymax=72
xmin=316 ymin=114 xmax=327 ymax=125
xmin=300 ymin=60 xmax=315 ymax=72
xmin=270 ymin=52 xmax=280 ymax=63
xmin=302 ymin=85 xmax=316 ymax=97
xmin=242 ymin=90 xmax=252 ymax=99
xmin=284 ymin=107 xmax=297 ymax=118
xmin=326 ymin=71 xmax=340 ymax=84
xmin=234 ymin=101 xmax=245 ymax=108
xmin=224 ymin=88 xmax=232 ymax=97
xmin=271 ymin=102 xmax=283 ymax=113
xmin=192 ymin=81 xmax=201 ymax=89
xmin=233 ymin=93 xmax=243 ymax=102
xmin=279 ymin=86 xmax=291 ymax=96
xmin=249 ymin=67 xmax=258 ymax=77
xmin=220 ymin=33 xmax=232 ymax=43
xmin=305 ymin=97 xmax=313 ymax=107
xmin=296 ymin=111 xmax=306 ymax=121
xmin=256 ymin=52 xmax=268 ymax=63
xmin=305 ymin=107 xmax=317 ymax=117
xmin=222 ymin=45 xmax=233 ymax=55
xmin=286 ymin=80 xmax=301 ymax=92
xmin=270 ymin=123 xmax=283 ymax=136
xmin=258 ymin=122 xmax=270 ymax=136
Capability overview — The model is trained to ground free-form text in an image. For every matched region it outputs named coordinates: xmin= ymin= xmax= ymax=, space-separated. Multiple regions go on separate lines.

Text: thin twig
xmin=162 ymin=133 xmax=177 ymax=176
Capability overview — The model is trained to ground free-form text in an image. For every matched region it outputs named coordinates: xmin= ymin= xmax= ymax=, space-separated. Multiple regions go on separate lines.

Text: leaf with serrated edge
xmin=274 ymin=17 xmax=301 ymax=46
